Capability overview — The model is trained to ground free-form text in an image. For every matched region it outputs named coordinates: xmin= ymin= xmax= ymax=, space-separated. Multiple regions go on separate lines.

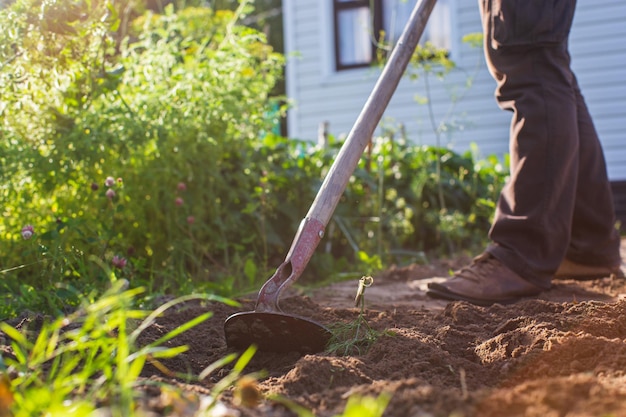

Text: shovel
xmin=224 ymin=0 xmax=438 ymax=353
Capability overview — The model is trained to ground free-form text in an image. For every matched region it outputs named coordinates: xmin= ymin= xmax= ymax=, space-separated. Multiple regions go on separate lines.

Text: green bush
xmin=262 ymin=133 xmax=508 ymax=273
xmin=223 ymin=131 xmax=507 ymax=284
xmin=1 ymin=1 xmax=286 ymax=313
xmin=0 ymin=0 xmax=508 ymax=317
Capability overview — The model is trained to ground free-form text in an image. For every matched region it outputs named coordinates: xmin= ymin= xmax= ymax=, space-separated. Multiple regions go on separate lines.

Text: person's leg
xmin=485 ymin=47 xmax=580 ymax=288
xmin=481 ymin=0 xmax=580 ymax=289
xmin=564 ymin=75 xmax=621 ymax=267
xmin=486 ymin=10 xmax=621 ymax=283
xmin=427 ymin=0 xmax=621 ymax=304
xmin=430 ymin=41 xmax=580 ymax=302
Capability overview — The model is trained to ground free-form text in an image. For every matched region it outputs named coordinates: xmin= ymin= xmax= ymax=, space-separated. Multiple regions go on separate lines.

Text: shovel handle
xmin=307 ymin=0 xmax=438 ymax=225
xmin=255 ymin=0 xmax=438 ymax=312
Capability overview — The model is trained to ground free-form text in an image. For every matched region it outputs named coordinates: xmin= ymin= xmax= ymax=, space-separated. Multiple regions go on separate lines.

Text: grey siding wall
xmin=283 ymin=0 xmax=626 ymax=179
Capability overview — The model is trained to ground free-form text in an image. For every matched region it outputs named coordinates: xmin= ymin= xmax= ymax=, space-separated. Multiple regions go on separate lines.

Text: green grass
xmin=0 ymin=276 xmax=392 ymax=416
xmin=0 ymin=278 xmax=245 ymax=416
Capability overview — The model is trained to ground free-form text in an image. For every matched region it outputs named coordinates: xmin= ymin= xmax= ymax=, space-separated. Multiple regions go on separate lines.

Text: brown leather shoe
xmin=554 ymin=258 xmax=624 ymax=280
xmin=426 ymin=253 xmax=543 ymax=306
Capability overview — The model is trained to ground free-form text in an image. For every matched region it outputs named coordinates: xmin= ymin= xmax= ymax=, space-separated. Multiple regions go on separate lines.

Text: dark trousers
xmin=479 ymin=0 xmax=621 ymax=288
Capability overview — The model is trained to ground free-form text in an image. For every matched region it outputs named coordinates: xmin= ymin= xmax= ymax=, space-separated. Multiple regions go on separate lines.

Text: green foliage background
xmin=0 ymin=0 xmax=507 ymax=317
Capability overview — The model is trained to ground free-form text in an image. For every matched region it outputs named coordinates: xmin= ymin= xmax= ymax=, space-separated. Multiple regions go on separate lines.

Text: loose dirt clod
xmin=131 ymin=250 xmax=626 ymax=417
xmin=4 ymin=253 xmax=626 ymax=416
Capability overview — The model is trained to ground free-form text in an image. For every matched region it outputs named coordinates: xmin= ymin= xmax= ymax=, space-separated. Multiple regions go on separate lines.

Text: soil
xmin=4 ymin=243 xmax=626 ymax=416
xmin=132 ymin=241 xmax=626 ymax=417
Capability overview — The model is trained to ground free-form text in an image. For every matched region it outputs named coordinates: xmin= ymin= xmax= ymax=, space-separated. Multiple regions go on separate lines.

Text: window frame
xmin=332 ymin=0 xmax=383 ymax=71
xmin=332 ymin=0 xmax=452 ymax=72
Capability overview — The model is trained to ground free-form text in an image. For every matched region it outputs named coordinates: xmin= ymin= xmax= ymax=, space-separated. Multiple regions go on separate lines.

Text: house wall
xmin=283 ymin=0 xmax=626 ymax=180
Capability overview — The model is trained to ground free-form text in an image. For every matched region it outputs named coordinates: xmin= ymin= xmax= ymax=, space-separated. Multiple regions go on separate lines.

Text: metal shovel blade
xmin=224 ymin=221 xmax=331 ymax=353
xmin=224 ymin=311 xmax=332 ymax=353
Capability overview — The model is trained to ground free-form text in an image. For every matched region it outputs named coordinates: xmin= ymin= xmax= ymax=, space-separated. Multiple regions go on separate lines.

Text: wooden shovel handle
xmin=255 ymin=0 xmax=438 ymax=312
xmin=307 ymin=0 xmax=438 ymax=225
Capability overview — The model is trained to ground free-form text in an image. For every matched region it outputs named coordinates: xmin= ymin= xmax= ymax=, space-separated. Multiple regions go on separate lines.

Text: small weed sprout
xmin=327 ymin=276 xmax=384 ymax=356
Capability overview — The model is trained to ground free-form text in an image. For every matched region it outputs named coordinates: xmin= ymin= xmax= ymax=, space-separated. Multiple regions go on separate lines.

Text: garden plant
xmin=0 ymin=0 xmax=510 ymax=415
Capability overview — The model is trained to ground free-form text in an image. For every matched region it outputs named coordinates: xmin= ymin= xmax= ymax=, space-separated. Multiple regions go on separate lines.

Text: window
xmin=333 ymin=0 xmax=382 ymax=70
xmin=333 ymin=0 xmax=451 ymax=71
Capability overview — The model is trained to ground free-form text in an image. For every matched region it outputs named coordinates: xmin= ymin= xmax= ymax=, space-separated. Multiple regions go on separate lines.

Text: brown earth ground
xmin=133 ymin=240 xmax=626 ymax=417
xmin=4 ymin=242 xmax=626 ymax=416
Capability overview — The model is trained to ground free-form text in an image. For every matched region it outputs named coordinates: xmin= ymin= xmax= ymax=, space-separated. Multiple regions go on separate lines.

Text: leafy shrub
xmin=1 ymin=1 xmax=286 ymax=310
xmin=254 ymin=133 xmax=507 ymax=277
xmin=0 ymin=0 xmax=507 ymax=317
xmin=0 ymin=280 xmax=245 ymax=416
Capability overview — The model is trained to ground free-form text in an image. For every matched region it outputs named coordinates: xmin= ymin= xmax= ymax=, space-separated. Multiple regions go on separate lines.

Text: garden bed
xmin=134 ymin=247 xmax=626 ymax=416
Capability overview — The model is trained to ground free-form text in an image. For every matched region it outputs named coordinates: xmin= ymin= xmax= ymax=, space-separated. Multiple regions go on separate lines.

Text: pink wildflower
xmin=106 ymin=188 xmax=116 ymax=199
xmin=112 ymin=255 xmax=128 ymax=269
xmin=177 ymin=182 xmax=187 ymax=191
xmin=187 ymin=216 xmax=195 ymax=225
xmin=21 ymin=225 xmax=34 ymax=240
xmin=175 ymin=197 xmax=184 ymax=206
xmin=91 ymin=182 xmax=99 ymax=191
xmin=105 ymin=176 xmax=115 ymax=187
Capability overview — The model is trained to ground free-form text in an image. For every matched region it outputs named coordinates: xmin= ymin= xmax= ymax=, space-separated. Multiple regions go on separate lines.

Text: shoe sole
xmin=553 ymin=270 xmax=625 ymax=281
xmin=426 ymin=284 xmax=533 ymax=307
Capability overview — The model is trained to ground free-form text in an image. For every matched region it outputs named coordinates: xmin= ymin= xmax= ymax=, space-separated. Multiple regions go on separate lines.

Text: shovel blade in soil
xmin=224 ymin=311 xmax=332 ymax=353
